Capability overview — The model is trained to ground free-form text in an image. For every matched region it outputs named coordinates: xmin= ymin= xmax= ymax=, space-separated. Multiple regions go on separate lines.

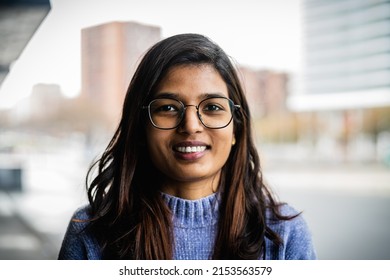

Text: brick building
xmin=81 ymin=21 xmax=161 ymax=126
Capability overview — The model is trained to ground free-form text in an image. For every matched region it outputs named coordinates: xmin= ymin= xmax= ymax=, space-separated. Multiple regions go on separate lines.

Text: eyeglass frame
xmin=142 ymin=96 xmax=241 ymax=130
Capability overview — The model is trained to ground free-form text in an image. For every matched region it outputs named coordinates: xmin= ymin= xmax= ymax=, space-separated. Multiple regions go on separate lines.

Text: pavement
xmin=1 ymin=152 xmax=390 ymax=260
xmin=0 ymin=151 xmax=88 ymax=260
xmin=0 ymin=192 xmax=57 ymax=259
xmin=264 ymin=163 xmax=390 ymax=259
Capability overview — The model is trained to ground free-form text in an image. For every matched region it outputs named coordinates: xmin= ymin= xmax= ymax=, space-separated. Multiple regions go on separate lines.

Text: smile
xmin=175 ymin=146 xmax=207 ymax=153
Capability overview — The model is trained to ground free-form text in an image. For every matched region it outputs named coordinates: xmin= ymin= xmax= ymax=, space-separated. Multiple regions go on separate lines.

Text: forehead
xmin=155 ymin=64 xmax=229 ymax=100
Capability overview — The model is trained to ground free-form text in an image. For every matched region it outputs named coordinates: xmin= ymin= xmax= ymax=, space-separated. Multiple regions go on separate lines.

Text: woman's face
xmin=145 ymin=64 xmax=235 ymax=195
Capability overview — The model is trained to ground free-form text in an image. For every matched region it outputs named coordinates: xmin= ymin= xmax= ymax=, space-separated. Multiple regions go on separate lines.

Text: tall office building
xmin=290 ymin=0 xmax=390 ymax=110
xmin=285 ymin=0 xmax=390 ymax=163
xmin=81 ymin=21 xmax=161 ymax=126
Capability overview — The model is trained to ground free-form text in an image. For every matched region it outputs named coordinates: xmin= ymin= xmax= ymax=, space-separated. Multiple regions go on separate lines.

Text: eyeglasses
xmin=143 ymin=97 xmax=241 ymax=130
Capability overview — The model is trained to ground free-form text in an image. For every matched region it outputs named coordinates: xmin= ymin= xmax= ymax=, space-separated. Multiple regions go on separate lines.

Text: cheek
xmin=215 ymin=128 xmax=234 ymax=155
xmin=145 ymin=129 xmax=171 ymax=160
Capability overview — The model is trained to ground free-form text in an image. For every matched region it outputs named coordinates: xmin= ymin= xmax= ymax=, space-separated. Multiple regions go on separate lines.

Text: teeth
xmin=176 ymin=146 xmax=207 ymax=153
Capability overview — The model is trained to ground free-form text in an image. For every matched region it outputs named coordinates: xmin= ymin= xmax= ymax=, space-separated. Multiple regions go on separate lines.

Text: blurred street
xmin=264 ymin=163 xmax=390 ymax=259
xmin=0 ymin=152 xmax=389 ymax=260
xmin=0 ymin=150 xmax=89 ymax=260
xmin=0 ymin=192 xmax=56 ymax=259
xmin=281 ymin=186 xmax=390 ymax=259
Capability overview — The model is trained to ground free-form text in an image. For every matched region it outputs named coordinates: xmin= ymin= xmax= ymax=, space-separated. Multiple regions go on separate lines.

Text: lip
xmin=172 ymin=141 xmax=210 ymax=161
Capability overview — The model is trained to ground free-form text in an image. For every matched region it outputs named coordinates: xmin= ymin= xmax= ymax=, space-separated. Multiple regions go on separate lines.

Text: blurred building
xmin=286 ymin=0 xmax=390 ymax=163
xmin=290 ymin=0 xmax=390 ymax=110
xmin=81 ymin=21 xmax=161 ymax=128
xmin=238 ymin=67 xmax=288 ymax=118
xmin=29 ymin=83 xmax=63 ymax=121
xmin=5 ymin=83 xmax=64 ymax=125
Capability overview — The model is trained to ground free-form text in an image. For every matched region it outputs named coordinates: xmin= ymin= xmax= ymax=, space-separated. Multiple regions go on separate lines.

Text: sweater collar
xmin=161 ymin=192 xmax=220 ymax=228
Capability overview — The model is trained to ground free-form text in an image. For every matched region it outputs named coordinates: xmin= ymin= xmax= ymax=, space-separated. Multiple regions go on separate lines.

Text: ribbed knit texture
xmin=58 ymin=193 xmax=316 ymax=260
xmin=162 ymin=192 xmax=219 ymax=259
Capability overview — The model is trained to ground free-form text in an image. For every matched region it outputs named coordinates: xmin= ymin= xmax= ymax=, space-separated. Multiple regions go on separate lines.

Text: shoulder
xmin=273 ymin=204 xmax=310 ymax=240
xmin=72 ymin=204 xmax=93 ymax=221
xmin=58 ymin=204 xmax=101 ymax=260
xmin=65 ymin=204 xmax=93 ymax=232
xmin=266 ymin=204 xmax=317 ymax=260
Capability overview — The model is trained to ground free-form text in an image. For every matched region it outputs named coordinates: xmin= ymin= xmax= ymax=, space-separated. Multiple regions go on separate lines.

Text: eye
xmin=202 ymin=102 xmax=226 ymax=114
xmin=156 ymin=104 xmax=179 ymax=112
xmin=204 ymin=104 xmax=222 ymax=111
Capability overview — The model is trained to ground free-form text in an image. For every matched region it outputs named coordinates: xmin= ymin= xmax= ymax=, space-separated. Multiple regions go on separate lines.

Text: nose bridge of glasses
xmin=183 ymin=104 xmax=199 ymax=110
xmin=182 ymin=104 xmax=202 ymax=121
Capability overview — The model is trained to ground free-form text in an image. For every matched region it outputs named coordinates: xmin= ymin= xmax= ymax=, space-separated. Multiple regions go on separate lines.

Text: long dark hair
xmin=86 ymin=33 xmax=292 ymax=259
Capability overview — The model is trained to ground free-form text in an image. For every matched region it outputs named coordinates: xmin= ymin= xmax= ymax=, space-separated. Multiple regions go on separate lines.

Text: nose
xmin=178 ymin=105 xmax=203 ymax=134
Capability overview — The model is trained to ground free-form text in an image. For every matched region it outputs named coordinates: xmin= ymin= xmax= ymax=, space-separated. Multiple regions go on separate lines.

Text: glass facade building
xmin=291 ymin=0 xmax=390 ymax=110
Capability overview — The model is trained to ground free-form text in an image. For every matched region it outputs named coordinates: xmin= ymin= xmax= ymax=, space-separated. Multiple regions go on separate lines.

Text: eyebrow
xmin=154 ymin=92 xmax=180 ymax=99
xmin=154 ymin=92 xmax=227 ymax=100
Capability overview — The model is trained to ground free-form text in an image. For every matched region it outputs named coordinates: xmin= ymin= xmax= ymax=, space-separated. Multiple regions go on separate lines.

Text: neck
xmin=161 ymin=174 xmax=220 ymax=200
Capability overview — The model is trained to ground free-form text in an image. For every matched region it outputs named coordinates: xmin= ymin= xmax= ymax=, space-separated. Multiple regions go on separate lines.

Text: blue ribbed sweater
xmin=58 ymin=193 xmax=316 ymax=260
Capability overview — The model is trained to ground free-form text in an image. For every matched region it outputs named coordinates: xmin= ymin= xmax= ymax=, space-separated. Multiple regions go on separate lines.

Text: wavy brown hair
xmin=86 ymin=33 xmax=293 ymax=259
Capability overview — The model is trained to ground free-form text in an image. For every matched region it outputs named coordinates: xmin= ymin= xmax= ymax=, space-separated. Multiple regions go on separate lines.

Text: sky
xmin=0 ymin=0 xmax=303 ymax=109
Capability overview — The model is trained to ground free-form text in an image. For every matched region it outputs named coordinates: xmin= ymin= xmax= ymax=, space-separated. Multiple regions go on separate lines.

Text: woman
xmin=59 ymin=33 xmax=316 ymax=260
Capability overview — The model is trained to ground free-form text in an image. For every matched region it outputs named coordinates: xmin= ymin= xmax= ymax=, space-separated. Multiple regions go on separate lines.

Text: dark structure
xmin=0 ymin=0 xmax=51 ymax=85
xmin=0 ymin=0 xmax=50 ymax=191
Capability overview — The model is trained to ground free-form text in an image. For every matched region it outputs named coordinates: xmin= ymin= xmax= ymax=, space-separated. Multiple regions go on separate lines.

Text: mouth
xmin=174 ymin=146 xmax=207 ymax=153
xmin=172 ymin=141 xmax=210 ymax=157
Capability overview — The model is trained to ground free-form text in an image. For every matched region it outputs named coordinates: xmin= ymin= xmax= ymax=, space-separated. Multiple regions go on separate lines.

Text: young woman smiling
xmin=59 ymin=33 xmax=316 ymax=260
